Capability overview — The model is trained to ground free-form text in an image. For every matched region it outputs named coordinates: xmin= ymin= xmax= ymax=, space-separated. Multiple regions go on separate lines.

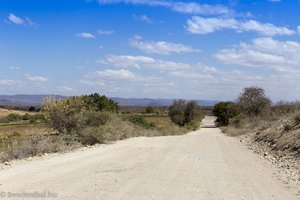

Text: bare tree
xmin=237 ymin=86 xmax=271 ymax=116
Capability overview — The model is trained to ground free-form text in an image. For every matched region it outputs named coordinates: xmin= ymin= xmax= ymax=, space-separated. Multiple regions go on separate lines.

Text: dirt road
xmin=0 ymin=116 xmax=298 ymax=199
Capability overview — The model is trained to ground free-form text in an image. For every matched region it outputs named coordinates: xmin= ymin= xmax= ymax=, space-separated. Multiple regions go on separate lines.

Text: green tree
xmin=83 ymin=93 xmax=119 ymax=112
xmin=213 ymin=102 xmax=238 ymax=126
xmin=184 ymin=101 xmax=202 ymax=124
xmin=169 ymin=100 xmax=202 ymax=127
xmin=168 ymin=99 xmax=186 ymax=126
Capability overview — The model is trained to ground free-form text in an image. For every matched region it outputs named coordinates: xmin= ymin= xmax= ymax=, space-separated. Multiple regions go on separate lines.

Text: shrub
xmin=213 ymin=102 xmax=239 ymax=126
xmin=42 ymin=96 xmax=86 ymax=135
xmin=185 ymin=120 xmax=200 ymax=131
xmin=28 ymin=106 xmax=36 ymax=112
xmin=184 ymin=101 xmax=202 ymax=124
xmin=82 ymin=93 xmax=119 ymax=112
xmin=83 ymin=111 xmax=111 ymax=127
xmin=145 ymin=106 xmax=155 ymax=114
xmin=169 ymin=100 xmax=202 ymax=127
xmin=169 ymin=100 xmax=186 ymax=126
xmin=124 ymin=115 xmax=154 ymax=129
xmin=272 ymin=101 xmax=300 ymax=115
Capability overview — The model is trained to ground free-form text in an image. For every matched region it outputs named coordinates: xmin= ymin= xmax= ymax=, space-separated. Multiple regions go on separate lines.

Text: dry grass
xmin=0 ymin=113 xmax=189 ymax=162
xmin=144 ymin=116 xmax=189 ymax=136
xmin=0 ymin=124 xmax=52 ymax=138
xmin=144 ymin=116 xmax=173 ymax=128
xmin=0 ymin=108 xmax=30 ymax=117
xmin=223 ymin=112 xmax=300 ymax=158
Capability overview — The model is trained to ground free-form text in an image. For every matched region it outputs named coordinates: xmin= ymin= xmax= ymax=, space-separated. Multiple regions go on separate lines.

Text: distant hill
xmin=110 ymin=97 xmax=218 ymax=107
xmin=0 ymin=95 xmax=218 ymax=107
xmin=0 ymin=95 xmax=65 ymax=107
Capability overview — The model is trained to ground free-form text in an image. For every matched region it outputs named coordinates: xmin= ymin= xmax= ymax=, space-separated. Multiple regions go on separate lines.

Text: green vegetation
xmin=145 ymin=106 xmax=155 ymax=114
xmin=168 ymin=100 xmax=203 ymax=130
xmin=0 ymin=113 xmax=43 ymax=124
xmin=213 ymin=102 xmax=238 ymax=126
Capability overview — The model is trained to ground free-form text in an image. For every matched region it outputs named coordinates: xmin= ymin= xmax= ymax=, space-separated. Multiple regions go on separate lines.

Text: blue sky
xmin=1 ymin=0 xmax=300 ymax=101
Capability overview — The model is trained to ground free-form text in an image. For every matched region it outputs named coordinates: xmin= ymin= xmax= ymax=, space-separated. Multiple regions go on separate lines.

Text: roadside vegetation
xmin=0 ymin=94 xmax=203 ymax=162
xmin=214 ymin=86 xmax=300 ymax=159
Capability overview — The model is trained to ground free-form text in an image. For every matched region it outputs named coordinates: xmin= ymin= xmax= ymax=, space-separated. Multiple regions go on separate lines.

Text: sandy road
xmin=0 ymin=116 xmax=298 ymax=200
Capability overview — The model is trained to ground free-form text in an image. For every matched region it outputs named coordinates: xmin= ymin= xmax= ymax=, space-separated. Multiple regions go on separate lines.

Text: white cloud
xmin=8 ymin=13 xmax=36 ymax=27
xmin=85 ymin=69 xmax=135 ymax=80
xmin=87 ymin=53 xmax=300 ymax=100
xmin=76 ymin=32 xmax=95 ymax=39
xmin=297 ymin=25 xmax=300 ymax=34
xmin=0 ymin=80 xmax=18 ymax=86
xmin=58 ymin=85 xmax=73 ymax=92
xmin=101 ymin=55 xmax=190 ymax=71
xmin=186 ymin=16 xmax=295 ymax=36
xmin=8 ymin=13 xmax=24 ymax=25
xmin=132 ymin=14 xmax=152 ymax=23
xmin=25 ymin=74 xmax=49 ymax=82
xmin=98 ymin=0 xmax=231 ymax=16
xmin=129 ymin=36 xmax=200 ymax=55
xmin=98 ymin=30 xmax=114 ymax=35
xmin=215 ymin=37 xmax=300 ymax=73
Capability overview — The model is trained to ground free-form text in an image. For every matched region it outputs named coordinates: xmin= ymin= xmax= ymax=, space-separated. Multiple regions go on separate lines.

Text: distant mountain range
xmin=0 ymin=95 xmax=218 ymax=107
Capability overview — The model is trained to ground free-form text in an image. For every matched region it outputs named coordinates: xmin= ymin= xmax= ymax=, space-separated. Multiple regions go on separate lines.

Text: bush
xmin=168 ymin=100 xmax=203 ymax=127
xmin=83 ymin=111 xmax=111 ymax=127
xmin=185 ymin=120 xmax=200 ymax=130
xmin=213 ymin=102 xmax=239 ymax=126
xmin=168 ymin=99 xmax=186 ymax=126
xmin=82 ymin=93 xmax=119 ymax=112
xmin=42 ymin=96 xmax=87 ymax=135
xmin=124 ymin=115 xmax=154 ymax=129
xmin=6 ymin=113 xmax=22 ymax=122
xmin=145 ymin=106 xmax=155 ymax=114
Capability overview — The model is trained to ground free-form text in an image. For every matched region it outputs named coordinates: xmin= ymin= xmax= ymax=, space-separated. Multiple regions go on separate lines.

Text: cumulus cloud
xmin=186 ymin=16 xmax=295 ymax=36
xmin=215 ymin=37 xmax=300 ymax=73
xmin=85 ymin=69 xmax=135 ymax=80
xmin=98 ymin=30 xmax=114 ymax=35
xmin=7 ymin=13 xmax=37 ymax=27
xmin=25 ymin=74 xmax=49 ymax=82
xmin=86 ymin=53 xmax=300 ymax=100
xmin=129 ymin=36 xmax=200 ymax=55
xmin=98 ymin=0 xmax=231 ymax=16
xmin=76 ymin=32 xmax=96 ymax=39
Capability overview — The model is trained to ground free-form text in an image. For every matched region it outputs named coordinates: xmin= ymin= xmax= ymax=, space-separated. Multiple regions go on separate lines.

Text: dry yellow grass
xmin=144 ymin=116 xmax=173 ymax=128
xmin=0 ymin=124 xmax=53 ymax=138
xmin=0 ymin=108 xmax=29 ymax=117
